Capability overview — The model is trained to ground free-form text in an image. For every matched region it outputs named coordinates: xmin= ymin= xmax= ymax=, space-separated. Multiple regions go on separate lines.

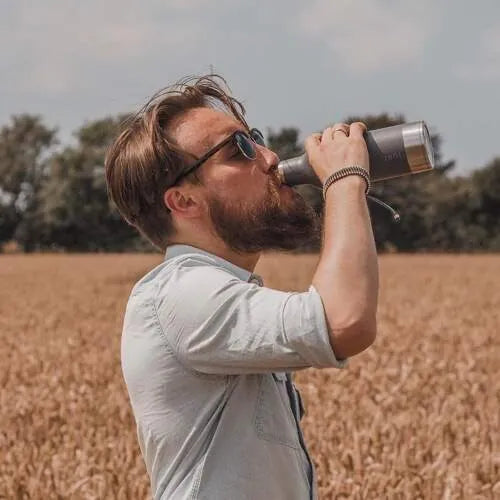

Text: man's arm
xmin=308 ymin=123 xmax=379 ymax=360
xmin=157 ymin=122 xmax=377 ymax=374
xmin=155 ymin=258 xmax=346 ymax=375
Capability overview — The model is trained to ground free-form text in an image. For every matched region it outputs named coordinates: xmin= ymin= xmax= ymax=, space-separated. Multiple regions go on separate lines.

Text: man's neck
xmin=168 ymin=236 xmax=261 ymax=273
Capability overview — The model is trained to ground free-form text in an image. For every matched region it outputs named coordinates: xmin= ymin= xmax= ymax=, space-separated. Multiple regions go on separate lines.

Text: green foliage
xmin=342 ymin=113 xmax=459 ymax=251
xmin=33 ymin=115 xmax=148 ymax=251
xmin=469 ymin=158 xmax=500 ymax=249
xmin=0 ymin=115 xmax=58 ymax=249
xmin=267 ymin=127 xmax=302 ymax=160
xmin=0 ymin=111 xmax=498 ymax=253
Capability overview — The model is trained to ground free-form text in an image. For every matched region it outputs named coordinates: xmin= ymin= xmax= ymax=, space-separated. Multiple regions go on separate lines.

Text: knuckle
xmin=351 ymin=121 xmax=367 ymax=131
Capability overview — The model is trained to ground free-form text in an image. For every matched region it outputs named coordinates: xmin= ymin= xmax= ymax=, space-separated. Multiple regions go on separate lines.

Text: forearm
xmin=312 ymin=176 xmax=379 ymax=358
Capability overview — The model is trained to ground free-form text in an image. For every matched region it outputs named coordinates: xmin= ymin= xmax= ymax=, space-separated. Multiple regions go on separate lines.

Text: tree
xmin=267 ymin=127 xmax=302 ymax=160
xmin=35 ymin=115 xmax=147 ymax=251
xmin=267 ymin=116 xmax=456 ymax=252
xmin=469 ymin=157 xmax=500 ymax=249
xmin=0 ymin=115 xmax=57 ymax=250
xmin=343 ymin=113 xmax=455 ymax=251
xmin=1 ymin=110 xmax=496 ymax=253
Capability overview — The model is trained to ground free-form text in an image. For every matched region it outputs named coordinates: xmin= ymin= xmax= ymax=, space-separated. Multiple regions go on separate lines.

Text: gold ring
xmin=333 ymin=127 xmax=348 ymax=135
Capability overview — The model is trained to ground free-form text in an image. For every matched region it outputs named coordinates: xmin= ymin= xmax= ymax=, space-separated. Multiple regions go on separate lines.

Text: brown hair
xmin=105 ymin=74 xmax=249 ymax=251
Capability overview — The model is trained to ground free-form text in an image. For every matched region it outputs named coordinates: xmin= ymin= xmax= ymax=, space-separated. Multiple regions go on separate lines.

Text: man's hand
xmin=304 ymin=122 xmax=369 ymax=184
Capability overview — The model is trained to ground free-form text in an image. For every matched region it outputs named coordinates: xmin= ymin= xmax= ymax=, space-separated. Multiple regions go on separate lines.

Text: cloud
xmin=1 ymin=1 xmax=213 ymax=93
xmin=454 ymin=24 xmax=500 ymax=82
xmin=297 ymin=0 xmax=436 ymax=74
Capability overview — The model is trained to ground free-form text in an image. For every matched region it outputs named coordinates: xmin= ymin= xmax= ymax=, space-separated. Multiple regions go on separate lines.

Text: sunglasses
xmin=171 ymin=128 xmax=266 ymax=185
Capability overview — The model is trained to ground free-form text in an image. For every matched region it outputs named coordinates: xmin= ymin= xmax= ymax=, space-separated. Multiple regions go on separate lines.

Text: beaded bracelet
xmin=322 ymin=166 xmax=371 ymax=200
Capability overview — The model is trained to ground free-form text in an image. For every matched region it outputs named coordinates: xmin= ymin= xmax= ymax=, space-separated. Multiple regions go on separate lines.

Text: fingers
xmin=305 ymin=122 xmax=369 ymax=182
xmin=321 ymin=127 xmax=334 ymax=143
xmin=332 ymin=123 xmax=350 ymax=137
xmin=323 ymin=123 xmax=349 ymax=143
xmin=304 ymin=133 xmax=321 ymax=149
xmin=306 ymin=122 xmax=367 ymax=150
xmin=304 ymin=133 xmax=322 ymax=163
xmin=348 ymin=121 xmax=367 ymax=139
xmin=323 ymin=123 xmax=350 ymax=143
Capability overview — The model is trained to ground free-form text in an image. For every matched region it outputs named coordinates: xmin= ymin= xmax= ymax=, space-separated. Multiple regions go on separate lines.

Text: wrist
xmin=326 ymin=174 xmax=366 ymax=191
xmin=322 ymin=166 xmax=371 ymax=200
xmin=324 ymin=177 xmax=367 ymax=204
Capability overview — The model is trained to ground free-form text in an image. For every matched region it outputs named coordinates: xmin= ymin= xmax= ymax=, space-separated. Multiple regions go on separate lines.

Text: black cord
xmin=367 ymin=195 xmax=401 ymax=222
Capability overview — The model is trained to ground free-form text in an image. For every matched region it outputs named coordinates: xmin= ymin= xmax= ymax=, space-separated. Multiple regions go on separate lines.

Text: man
xmin=105 ymin=75 xmax=378 ymax=499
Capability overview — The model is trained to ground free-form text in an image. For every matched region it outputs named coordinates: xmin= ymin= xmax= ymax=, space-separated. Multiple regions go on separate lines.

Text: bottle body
xmin=277 ymin=121 xmax=435 ymax=187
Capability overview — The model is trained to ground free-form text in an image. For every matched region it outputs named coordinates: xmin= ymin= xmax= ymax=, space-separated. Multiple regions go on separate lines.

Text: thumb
xmin=304 ymin=133 xmax=321 ymax=158
xmin=304 ymin=133 xmax=321 ymax=153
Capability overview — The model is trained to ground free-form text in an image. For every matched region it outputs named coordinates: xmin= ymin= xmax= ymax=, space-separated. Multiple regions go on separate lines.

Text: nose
xmin=256 ymin=144 xmax=280 ymax=174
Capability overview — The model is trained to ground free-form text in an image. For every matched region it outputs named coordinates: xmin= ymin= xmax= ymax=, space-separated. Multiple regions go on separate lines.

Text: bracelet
xmin=322 ymin=166 xmax=371 ymax=200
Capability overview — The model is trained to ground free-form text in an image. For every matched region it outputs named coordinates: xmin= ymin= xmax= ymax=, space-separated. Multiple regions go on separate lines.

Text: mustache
xmin=268 ymin=167 xmax=283 ymax=189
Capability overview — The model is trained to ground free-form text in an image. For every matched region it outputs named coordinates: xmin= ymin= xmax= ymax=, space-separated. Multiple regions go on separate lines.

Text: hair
xmin=104 ymin=74 xmax=249 ymax=251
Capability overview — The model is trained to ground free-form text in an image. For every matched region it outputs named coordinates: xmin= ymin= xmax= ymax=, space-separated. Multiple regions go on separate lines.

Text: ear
xmin=164 ymin=186 xmax=204 ymax=218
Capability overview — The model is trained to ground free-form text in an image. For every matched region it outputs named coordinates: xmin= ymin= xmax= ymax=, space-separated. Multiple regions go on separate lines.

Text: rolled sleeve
xmin=155 ymin=257 xmax=347 ymax=375
xmin=283 ymin=284 xmax=347 ymax=369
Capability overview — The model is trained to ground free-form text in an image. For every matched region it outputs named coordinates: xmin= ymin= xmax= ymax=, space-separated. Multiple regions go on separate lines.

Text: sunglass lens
xmin=250 ymin=128 xmax=265 ymax=146
xmin=235 ymin=133 xmax=257 ymax=159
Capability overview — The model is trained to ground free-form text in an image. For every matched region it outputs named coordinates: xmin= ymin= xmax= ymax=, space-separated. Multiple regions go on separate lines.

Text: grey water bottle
xmin=277 ymin=121 xmax=435 ymax=187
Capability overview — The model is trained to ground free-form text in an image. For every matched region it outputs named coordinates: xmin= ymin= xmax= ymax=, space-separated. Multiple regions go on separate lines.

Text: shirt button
xmin=248 ymin=275 xmax=263 ymax=287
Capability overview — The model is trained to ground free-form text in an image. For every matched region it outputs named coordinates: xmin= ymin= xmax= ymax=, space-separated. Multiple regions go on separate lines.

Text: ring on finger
xmin=333 ymin=127 xmax=349 ymax=136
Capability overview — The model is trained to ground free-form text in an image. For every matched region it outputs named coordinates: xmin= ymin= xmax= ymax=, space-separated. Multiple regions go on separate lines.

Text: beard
xmin=206 ymin=173 xmax=321 ymax=253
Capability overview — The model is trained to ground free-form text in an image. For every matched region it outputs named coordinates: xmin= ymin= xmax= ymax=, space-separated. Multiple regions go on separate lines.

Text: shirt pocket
xmin=253 ymin=372 xmax=301 ymax=449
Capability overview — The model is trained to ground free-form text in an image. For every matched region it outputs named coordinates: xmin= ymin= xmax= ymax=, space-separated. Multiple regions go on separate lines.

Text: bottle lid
xmin=403 ymin=121 xmax=435 ymax=173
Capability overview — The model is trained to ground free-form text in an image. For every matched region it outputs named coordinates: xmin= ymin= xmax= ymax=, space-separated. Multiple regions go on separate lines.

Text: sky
xmin=1 ymin=0 xmax=499 ymax=176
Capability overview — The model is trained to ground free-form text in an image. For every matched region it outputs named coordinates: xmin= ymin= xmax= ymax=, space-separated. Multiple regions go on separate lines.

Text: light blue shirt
xmin=121 ymin=244 xmax=347 ymax=499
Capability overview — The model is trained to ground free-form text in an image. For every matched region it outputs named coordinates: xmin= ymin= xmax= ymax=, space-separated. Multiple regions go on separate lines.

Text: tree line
xmin=0 ymin=113 xmax=498 ymax=253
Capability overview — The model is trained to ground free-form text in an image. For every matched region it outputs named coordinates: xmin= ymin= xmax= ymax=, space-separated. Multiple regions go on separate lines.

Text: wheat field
xmin=1 ymin=253 xmax=499 ymax=499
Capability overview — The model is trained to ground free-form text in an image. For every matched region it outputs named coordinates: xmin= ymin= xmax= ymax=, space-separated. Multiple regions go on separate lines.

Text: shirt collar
xmin=164 ymin=244 xmax=263 ymax=286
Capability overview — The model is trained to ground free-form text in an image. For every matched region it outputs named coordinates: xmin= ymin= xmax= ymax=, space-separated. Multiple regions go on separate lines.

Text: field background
xmin=1 ymin=253 xmax=499 ymax=499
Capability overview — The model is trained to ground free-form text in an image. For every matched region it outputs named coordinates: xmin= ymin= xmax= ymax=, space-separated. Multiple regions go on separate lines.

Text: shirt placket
xmin=285 ymin=372 xmax=315 ymax=500
xmin=250 ymin=273 xmax=315 ymax=500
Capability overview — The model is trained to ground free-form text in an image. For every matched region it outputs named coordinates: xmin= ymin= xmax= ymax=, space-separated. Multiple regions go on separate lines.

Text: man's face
xmin=171 ymin=107 xmax=321 ymax=253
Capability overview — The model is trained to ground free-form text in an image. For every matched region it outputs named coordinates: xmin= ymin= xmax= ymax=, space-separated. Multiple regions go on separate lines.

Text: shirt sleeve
xmin=154 ymin=256 xmax=347 ymax=375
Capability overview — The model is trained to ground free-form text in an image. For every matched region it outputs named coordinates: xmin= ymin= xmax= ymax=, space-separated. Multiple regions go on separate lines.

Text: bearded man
xmin=105 ymin=75 xmax=378 ymax=500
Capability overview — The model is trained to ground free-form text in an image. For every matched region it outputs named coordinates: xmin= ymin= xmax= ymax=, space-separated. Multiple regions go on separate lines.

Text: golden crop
xmin=1 ymin=254 xmax=498 ymax=499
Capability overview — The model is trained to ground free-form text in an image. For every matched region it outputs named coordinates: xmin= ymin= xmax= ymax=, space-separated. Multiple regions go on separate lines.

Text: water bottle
xmin=277 ymin=121 xmax=435 ymax=187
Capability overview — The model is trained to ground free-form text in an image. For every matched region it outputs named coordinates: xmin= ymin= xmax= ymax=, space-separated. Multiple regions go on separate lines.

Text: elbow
xmin=359 ymin=320 xmax=377 ymax=350
xmin=329 ymin=317 xmax=377 ymax=359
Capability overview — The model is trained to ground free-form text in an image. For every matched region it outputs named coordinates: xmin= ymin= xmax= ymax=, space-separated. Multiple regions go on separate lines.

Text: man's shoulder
xmin=122 ymin=251 xmax=235 ymax=343
xmin=131 ymin=251 xmax=237 ymax=298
